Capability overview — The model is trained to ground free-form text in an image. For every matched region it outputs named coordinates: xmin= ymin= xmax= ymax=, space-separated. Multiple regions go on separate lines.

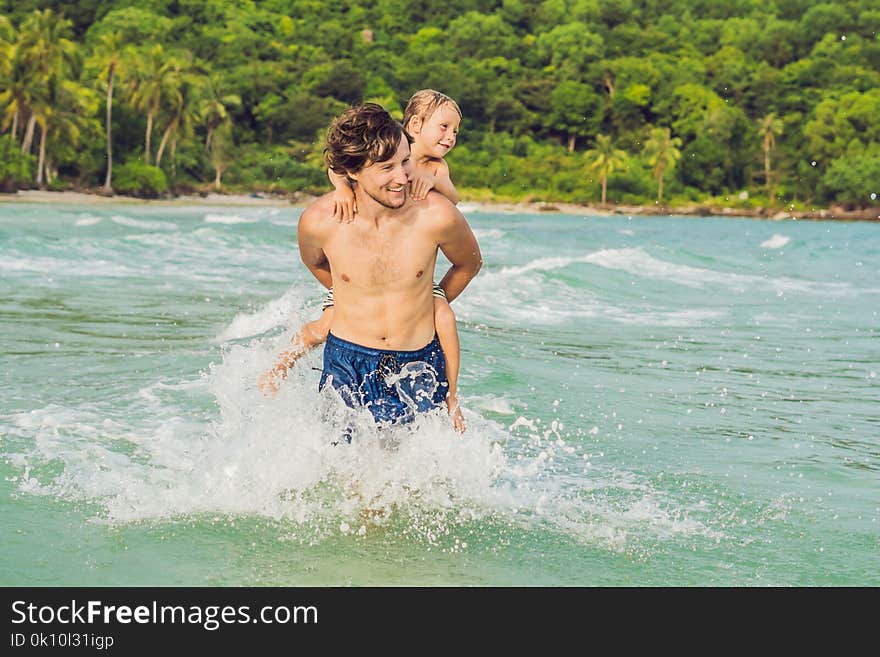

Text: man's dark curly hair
xmin=324 ymin=103 xmax=407 ymax=177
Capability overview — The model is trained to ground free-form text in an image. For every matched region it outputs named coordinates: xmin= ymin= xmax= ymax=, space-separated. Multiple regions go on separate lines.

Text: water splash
xmin=2 ymin=327 xmax=726 ymax=553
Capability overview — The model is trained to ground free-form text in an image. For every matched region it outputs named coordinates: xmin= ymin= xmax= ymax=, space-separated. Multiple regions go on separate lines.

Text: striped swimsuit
xmin=321 ymin=284 xmax=447 ymax=311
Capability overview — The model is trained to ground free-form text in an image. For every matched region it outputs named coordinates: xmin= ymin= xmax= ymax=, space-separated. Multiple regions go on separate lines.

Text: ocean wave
xmin=472 ymin=228 xmax=505 ymax=240
xmin=582 ymin=248 xmax=719 ymax=288
xmin=494 ymin=255 xmax=591 ymax=277
xmin=469 ymin=394 xmax=518 ymax=415
xmin=204 ymin=213 xmax=259 ymax=225
xmin=2 ymin=336 xmax=725 ymax=551
xmin=214 ymin=287 xmax=312 ymax=342
xmin=761 ymin=234 xmax=791 ymax=249
xmin=110 ymin=215 xmax=178 ymax=231
xmin=529 ymin=247 xmax=854 ymax=296
xmin=456 ymin=283 xmax=726 ymax=326
xmin=0 ymin=254 xmax=133 ymax=276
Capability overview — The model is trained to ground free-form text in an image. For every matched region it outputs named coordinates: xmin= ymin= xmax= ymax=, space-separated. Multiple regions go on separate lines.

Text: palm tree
xmin=156 ymin=66 xmax=201 ymax=174
xmin=199 ymin=75 xmax=240 ymax=152
xmin=16 ymin=9 xmax=78 ymax=158
xmin=2 ymin=58 xmax=39 ymax=146
xmin=643 ymin=126 xmax=682 ymax=204
xmin=758 ymin=113 xmax=783 ymax=204
xmin=128 ymin=44 xmax=182 ymax=165
xmin=584 ymin=134 xmax=627 ymax=205
xmin=87 ymin=32 xmax=126 ymax=192
xmin=209 ymin=121 xmax=234 ymax=190
xmin=0 ymin=20 xmax=30 ymax=140
xmin=31 ymin=90 xmax=52 ymax=186
xmin=40 ymin=79 xmax=100 ymax=186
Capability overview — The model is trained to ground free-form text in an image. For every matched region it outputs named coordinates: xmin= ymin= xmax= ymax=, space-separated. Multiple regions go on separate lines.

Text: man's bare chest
xmin=325 ymin=226 xmax=437 ymax=288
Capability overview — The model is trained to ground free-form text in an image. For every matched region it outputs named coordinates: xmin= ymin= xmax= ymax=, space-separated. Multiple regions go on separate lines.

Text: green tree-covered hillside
xmin=1 ymin=0 xmax=878 ymax=209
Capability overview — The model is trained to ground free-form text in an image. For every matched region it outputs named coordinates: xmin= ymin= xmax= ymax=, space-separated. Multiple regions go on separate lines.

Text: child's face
xmin=411 ymin=103 xmax=460 ymax=158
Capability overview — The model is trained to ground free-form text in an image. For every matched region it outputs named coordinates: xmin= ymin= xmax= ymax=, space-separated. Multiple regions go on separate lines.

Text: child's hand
xmin=409 ymin=171 xmax=436 ymax=201
xmin=332 ymin=186 xmax=357 ymax=223
xmin=258 ymin=369 xmax=281 ymax=396
xmin=446 ymin=396 xmax=466 ymax=433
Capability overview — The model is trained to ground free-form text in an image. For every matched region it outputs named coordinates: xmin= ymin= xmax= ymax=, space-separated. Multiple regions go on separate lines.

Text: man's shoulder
xmin=298 ymin=193 xmax=335 ymax=231
xmin=413 ymin=192 xmax=467 ymax=241
xmin=417 ymin=190 xmax=459 ymax=220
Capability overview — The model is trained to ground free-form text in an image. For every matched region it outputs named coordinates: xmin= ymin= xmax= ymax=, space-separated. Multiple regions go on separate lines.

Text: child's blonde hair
xmin=402 ymin=89 xmax=462 ymax=135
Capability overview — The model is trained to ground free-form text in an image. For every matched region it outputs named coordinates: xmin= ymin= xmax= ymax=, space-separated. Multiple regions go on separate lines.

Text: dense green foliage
xmin=0 ymin=135 xmax=34 ymax=192
xmin=1 ymin=0 xmax=878 ymax=208
xmin=112 ymin=161 xmax=168 ymax=197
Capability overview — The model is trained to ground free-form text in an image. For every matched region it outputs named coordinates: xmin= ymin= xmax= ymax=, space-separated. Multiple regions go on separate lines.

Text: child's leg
xmin=289 ymin=307 xmax=333 ymax=362
xmin=433 ymin=297 xmax=465 ymax=432
xmin=259 ymin=309 xmax=333 ymax=395
xmin=302 ymin=307 xmax=333 ymax=346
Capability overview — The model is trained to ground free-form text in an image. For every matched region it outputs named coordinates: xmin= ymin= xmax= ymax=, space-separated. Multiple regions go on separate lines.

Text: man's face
xmin=352 ymin=134 xmax=411 ymax=209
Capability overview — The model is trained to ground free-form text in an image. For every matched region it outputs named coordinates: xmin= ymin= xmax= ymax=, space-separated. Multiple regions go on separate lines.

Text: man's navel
xmin=416 ymin=270 xmax=423 ymax=278
xmin=340 ymin=273 xmax=350 ymax=282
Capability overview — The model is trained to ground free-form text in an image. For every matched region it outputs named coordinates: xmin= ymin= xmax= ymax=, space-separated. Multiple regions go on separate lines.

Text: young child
xmin=260 ymin=90 xmax=467 ymax=432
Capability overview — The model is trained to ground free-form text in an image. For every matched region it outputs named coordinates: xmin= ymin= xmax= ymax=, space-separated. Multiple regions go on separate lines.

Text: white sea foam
xmin=469 ymin=395 xmax=518 ymax=416
xmin=3 ymin=333 xmax=724 ymax=551
xmin=0 ymin=254 xmax=133 ymax=277
xmin=110 ymin=215 xmax=178 ymax=231
xmin=582 ymin=248 xmax=717 ymax=288
xmin=204 ymin=213 xmax=258 ymax=225
xmin=494 ymin=255 xmax=589 ymax=277
xmin=0 ymin=255 xmax=56 ymax=273
xmin=214 ymin=287 xmax=311 ymax=342
xmin=74 ymin=215 xmax=102 ymax=226
xmin=541 ymin=485 xmax=725 ymax=551
xmin=455 ymin=246 xmax=856 ymax=330
xmin=5 ymin=339 xmax=512 ymax=528
xmin=456 ymin=261 xmax=726 ymax=327
xmin=472 ymin=228 xmax=505 ymax=240
xmin=570 ymin=247 xmax=851 ymax=296
xmin=761 ymin=234 xmax=791 ymax=249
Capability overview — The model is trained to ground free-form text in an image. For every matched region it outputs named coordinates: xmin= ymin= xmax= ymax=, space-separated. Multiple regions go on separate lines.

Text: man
xmin=265 ymin=103 xmax=481 ymax=429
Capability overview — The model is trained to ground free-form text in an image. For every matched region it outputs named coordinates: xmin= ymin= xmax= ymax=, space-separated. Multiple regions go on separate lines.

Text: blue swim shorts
xmin=319 ymin=332 xmax=449 ymax=425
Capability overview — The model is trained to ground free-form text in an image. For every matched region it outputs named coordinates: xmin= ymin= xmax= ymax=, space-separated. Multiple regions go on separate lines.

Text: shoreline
xmin=1 ymin=189 xmax=878 ymax=222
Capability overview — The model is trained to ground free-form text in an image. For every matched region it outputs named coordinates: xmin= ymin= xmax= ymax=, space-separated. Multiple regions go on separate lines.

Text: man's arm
xmin=432 ymin=195 xmax=482 ymax=302
xmin=297 ymin=203 xmax=333 ymax=289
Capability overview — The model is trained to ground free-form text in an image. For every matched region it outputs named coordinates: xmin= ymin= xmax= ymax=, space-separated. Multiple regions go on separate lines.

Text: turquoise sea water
xmin=1 ymin=201 xmax=877 ymax=586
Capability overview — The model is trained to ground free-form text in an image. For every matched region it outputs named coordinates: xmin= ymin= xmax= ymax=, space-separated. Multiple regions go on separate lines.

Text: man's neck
xmin=353 ymin=188 xmax=407 ymax=226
